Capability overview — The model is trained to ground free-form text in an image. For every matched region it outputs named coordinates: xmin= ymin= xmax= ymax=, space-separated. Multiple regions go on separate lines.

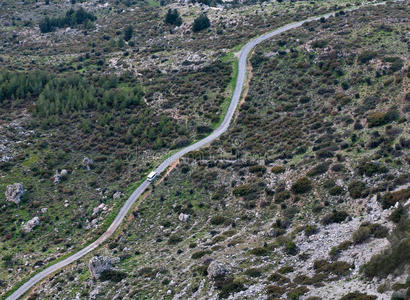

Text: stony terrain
xmin=1 ymin=0 xmax=409 ymax=299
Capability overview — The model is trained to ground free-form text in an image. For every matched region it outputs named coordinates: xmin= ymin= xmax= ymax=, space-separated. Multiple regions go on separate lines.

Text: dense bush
xmin=348 ymin=181 xmax=368 ymax=199
xmin=244 ymin=268 xmax=262 ymax=277
xmin=389 ymin=205 xmax=406 ymax=223
xmin=367 ymin=109 xmax=400 ymax=127
xmin=291 ymin=177 xmax=312 ymax=194
xmin=123 ymin=25 xmax=133 ymax=41
xmin=214 ymin=275 xmax=245 ymax=299
xmin=304 ymin=224 xmax=319 ymax=236
xmin=232 ymin=184 xmax=257 ymax=197
xmin=340 ymin=292 xmax=377 ymax=300
xmin=99 ymin=269 xmax=127 ymax=282
xmin=168 ymin=234 xmax=183 ymax=245
xmin=329 ymin=240 xmax=352 ymax=258
xmin=361 ymin=238 xmax=410 ymax=278
xmin=249 ymin=247 xmax=268 ymax=256
xmin=381 ymin=188 xmax=410 ymax=209
xmin=307 ymin=162 xmax=330 ymax=177
xmin=191 ymin=250 xmax=212 ymax=259
xmin=321 ymin=210 xmax=349 ymax=225
xmin=313 ymin=259 xmax=353 ymax=276
xmin=358 ymin=50 xmax=377 ymax=64
xmin=192 ymin=14 xmax=210 ymax=32
xmin=165 ymin=9 xmax=182 ymax=26
xmin=329 ymin=185 xmax=344 ymax=196
xmin=210 ymin=215 xmax=226 ymax=225
xmin=266 ymin=285 xmax=286 ymax=298
xmin=249 ymin=165 xmax=266 ymax=174
xmin=271 ymin=165 xmax=285 ymax=174
xmin=356 ymin=161 xmax=388 ymax=177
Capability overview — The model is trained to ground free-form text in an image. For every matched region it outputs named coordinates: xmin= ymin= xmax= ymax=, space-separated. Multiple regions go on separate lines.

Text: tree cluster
xmin=165 ymin=9 xmax=182 ymax=26
xmin=39 ymin=8 xmax=96 ymax=33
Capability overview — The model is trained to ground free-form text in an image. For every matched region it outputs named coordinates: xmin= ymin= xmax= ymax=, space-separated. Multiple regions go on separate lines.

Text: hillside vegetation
xmin=15 ymin=2 xmax=409 ymax=300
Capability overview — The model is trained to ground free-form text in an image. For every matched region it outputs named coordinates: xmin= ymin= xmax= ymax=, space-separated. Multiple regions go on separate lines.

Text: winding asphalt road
xmin=7 ymin=8 xmax=376 ymax=300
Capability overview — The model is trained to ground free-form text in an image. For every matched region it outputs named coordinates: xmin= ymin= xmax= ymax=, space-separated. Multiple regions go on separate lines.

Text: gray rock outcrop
xmin=5 ymin=183 xmax=24 ymax=205
xmin=178 ymin=213 xmax=189 ymax=222
xmin=83 ymin=157 xmax=93 ymax=170
xmin=23 ymin=216 xmax=40 ymax=233
xmin=207 ymin=261 xmax=232 ymax=279
xmin=89 ymin=256 xmax=119 ymax=279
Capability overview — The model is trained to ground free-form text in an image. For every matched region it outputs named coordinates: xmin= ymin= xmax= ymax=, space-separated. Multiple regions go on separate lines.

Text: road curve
xmin=7 ymin=9 xmax=363 ymax=300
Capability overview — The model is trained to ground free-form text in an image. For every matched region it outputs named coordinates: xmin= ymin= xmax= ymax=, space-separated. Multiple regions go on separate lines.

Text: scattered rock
xmin=89 ymin=256 xmax=120 ymax=279
xmin=53 ymin=170 xmax=61 ymax=184
xmin=60 ymin=169 xmax=68 ymax=177
xmin=92 ymin=203 xmax=107 ymax=216
xmin=178 ymin=213 xmax=189 ymax=222
xmin=113 ymin=191 xmax=122 ymax=200
xmin=5 ymin=183 xmax=24 ymax=205
xmin=23 ymin=216 xmax=40 ymax=233
xmin=41 ymin=207 xmax=48 ymax=213
xmin=83 ymin=157 xmax=94 ymax=170
xmin=207 ymin=261 xmax=232 ymax=279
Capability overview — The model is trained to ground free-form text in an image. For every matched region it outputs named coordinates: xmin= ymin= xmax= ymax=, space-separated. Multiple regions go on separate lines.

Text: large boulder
xmin=89 ymin=256 xmax=119 ymax=279
xmin=23 ymin=216 xmax=40 ymax=233
xmin=5 ymin=183 xmax=24 ymax=205
xmin=207 ymin=261 xmax=232 ymax=279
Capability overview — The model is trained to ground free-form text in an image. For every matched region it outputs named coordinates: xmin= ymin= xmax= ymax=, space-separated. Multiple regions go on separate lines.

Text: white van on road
xmin=147 ymin=171 xmax=157 ymax=182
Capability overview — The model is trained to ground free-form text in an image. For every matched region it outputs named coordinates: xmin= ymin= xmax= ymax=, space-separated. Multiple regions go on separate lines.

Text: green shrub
xmin=266 ymin=285 xmax=286 ymax=298
xmin=275 ymin=190 xmax=291 ymax=203
xmin=361 ymin=238 xmax=410 ymax=278
xmin=233 ymin=184 xmax=257 ymax=197
xmin=214 ymin=275 xmax=245 ymax=299
xmin=291 ymin=177 xmax=312 ymax=194
xmin=249 ymin=165 xmax=266 ymax=174
xmin=99 ymin=269 xmax=127 ymax=282
xmin=367 ymin=109 xmax=400 ymax=128
xmin=357 ymin=161 xmax=388 ymax=177
xmin=168 ymin=234 xmax=183 ymax=245
xmin=389 ymin=205 xmax=406 ymax=223
xmin=288 ymin=286 xmax=309 ymax=299
xmin=249 ymin=247 xmax=268 ymax=256
xmin=329 ymin=240 xmax=352 ymax=258
xmin=271 ymin=165 xmax=285 ymax=174
xmin=348 ymin=181 xmax=368 ymax=199
xmin=381 ymin=188 xmax=410 ymax=209
xmin=339 ymin=291 xmax=377 ymax=300
xmin=278 ymin=265 xmax=294 ymax=274
xmin=352 ymin=226 xmax=372 ymax=244
xmin=314 ymin=260 xmax=353 ymax=276
xmin=191 ymin=250 xmax=211 ymax=259
xmin=192 ymin=14 xmax=210 ymax=32
xmin=358 ymin=50 xmax=377 ymax=64
xmin=329 ymin=185 xmax=344 ymax=196
xmin=244 ymin=268 xmax=262 ymax=277
xmin=284 ymin=241 xmax=298 ymax=255
xmin=210 ymin=215 xmax=226 ymax=226
xmin=321 ymin=210 xmax=349 ymax=225
xmin=305 ymin=224 xmax=319 ymax=236
xmin=268 ymin=272 xmax=290 ymax=284
xmin=307 ymin=162 xmax=330 ymax=177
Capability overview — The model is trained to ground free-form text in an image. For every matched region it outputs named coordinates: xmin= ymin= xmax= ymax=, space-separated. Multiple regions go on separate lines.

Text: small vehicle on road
xmin=147 ymin=171 xmax=157 ymax=182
